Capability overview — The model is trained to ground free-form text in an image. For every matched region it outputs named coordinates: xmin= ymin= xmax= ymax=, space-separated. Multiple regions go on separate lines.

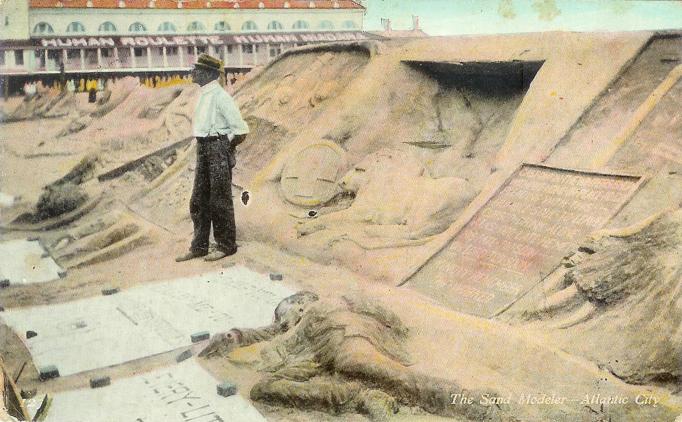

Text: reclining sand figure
xmin=295 ymin=148 xmax=477 ymax=246
xmin=200 ymin=293 xmax=510 ymax=421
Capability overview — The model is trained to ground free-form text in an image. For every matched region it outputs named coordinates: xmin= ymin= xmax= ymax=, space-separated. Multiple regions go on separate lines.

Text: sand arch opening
xmin=396 ymin=59 xmax=543 ymax=186
xmin=404 ymin=60 xmax=543 ymax=95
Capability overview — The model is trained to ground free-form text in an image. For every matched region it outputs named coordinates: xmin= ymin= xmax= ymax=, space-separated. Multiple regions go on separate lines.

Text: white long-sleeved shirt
xmin=192 ymin=80 xmax=249 ymax=139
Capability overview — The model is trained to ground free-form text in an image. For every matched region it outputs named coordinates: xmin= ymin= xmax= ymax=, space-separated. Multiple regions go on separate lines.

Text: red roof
xmin=30 ymin=0 xmax=364 ymax=9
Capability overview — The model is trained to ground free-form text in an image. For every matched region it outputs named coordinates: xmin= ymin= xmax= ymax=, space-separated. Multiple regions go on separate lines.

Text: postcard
xmin=1 ymin=1 xmax=681 ymax=421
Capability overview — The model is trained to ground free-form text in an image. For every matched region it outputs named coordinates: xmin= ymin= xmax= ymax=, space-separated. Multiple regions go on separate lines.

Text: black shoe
xmin=204 ymin=247 xmax=237 ymax=262
xmin=175 ymin=250 xmax=208 ymax=262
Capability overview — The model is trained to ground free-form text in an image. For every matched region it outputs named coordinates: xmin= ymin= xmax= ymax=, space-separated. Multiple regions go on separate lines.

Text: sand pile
xmin=6 ymin=88 xmax=77 ymax=121
xmin=63 ymin=80 xmax=197 ymax=166
xmin=521 ymin=208 xmax=682 ymax=387
xmin=231 ymin=44 xmax=373 ymax=185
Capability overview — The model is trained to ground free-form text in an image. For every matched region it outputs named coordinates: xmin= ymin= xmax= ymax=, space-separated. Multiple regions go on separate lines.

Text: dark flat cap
xmin=194 ymin=53 xmax=223 ymax=72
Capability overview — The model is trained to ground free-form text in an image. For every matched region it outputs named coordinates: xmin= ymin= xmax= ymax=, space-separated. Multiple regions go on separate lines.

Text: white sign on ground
xmin=0 ymin=267 xmax=294 ymax=376
xmin=0 ymin=239 xmax=63 ymax=285
xmin=0 ymin=192 xmax=15 ymax=207
xmin=44 ymin=359 xmax=266 ymax=422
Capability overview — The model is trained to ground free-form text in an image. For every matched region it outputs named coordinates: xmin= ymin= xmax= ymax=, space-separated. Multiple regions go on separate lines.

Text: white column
xmin=179 ymin=46 xmax=184 ymax=67
xmin=113 ymin=47 xmax=120 ymax=68
xmin=97 ymin=48 xmax=102 ymax=68
xmin=146 ymin=47 xmax=152 ymax=68
xmin=44 ymin=50 xmax=48 ymax=70
xmin=62 ymin=49 xmax=67 ymax=67
xmin=222 ymin=45 xmax=227 ymax=65
xmin=130 ymin=47 xmax=136 ymax=68
xmin=162 ymin=46 xmax=168 ymax=67
xmin=80 ymin=49 xmax=85 ymax=70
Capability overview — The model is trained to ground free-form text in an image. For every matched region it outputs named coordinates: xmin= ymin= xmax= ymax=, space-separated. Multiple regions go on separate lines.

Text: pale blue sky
xmin=362 ymin=0 xmax=682 ymax=35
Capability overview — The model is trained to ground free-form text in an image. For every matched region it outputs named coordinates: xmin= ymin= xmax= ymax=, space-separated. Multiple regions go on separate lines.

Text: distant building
xmin=371 ymin=16 xmax=428 ymax=39
xmin=0 ymin=0 xmax=376 ymax=94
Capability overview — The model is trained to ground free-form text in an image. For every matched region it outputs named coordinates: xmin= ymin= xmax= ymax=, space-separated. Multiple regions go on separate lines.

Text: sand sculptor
xmin=176 ymin=54 xmax=250 ymax=263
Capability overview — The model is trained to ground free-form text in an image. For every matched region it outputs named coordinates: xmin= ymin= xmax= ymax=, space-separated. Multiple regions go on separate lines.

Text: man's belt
xmin=197 ymin=134 xmax=228 ymax=142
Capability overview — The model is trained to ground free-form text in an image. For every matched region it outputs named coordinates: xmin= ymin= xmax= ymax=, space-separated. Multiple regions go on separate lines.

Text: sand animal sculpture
xmin=201 ymin=293 xmax=509 ymax=421
xmin=524 ymin=208 xmax=682 ymax=385
xmin=295 ymin=148 xmax=477 ymax=245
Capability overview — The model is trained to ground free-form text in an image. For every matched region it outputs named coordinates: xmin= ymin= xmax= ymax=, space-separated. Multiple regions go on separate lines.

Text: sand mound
xmin=7 ymin=88 xmax=77 ymax=121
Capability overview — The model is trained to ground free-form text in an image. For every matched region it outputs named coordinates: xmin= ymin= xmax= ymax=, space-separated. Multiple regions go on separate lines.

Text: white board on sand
xmin=0 ymin=239 xmax=63 ymax=285
xmin=0 ymin=192 xmax=15 ymax=208
xmin=0 ymin=267 xmax=294 ymax=376
xmin=44 ymin=359 xmax=266 ymax=422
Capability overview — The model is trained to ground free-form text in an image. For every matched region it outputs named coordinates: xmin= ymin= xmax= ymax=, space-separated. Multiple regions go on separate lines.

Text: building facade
xmin=0 ymin=0 xmax=371 ymax=93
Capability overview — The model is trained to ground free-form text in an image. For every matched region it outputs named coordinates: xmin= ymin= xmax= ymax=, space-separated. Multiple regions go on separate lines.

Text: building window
xmin=5 ymin=16 xmax=9 ymax=26
xmin=267 ymin=21 xmax=283 ymax=31
xmin=166 ymin=46 xmax=178 ymax=55
xmin=99 ymin=21 xmax=117 ymax=32
xmin=129 ymin=22 xmax=147 ymax=33
xmin=14 ymin=50 xmax=24 ymax=65
xmin=187 ymin=21 xmax=206 ymax=33
xmin=319 ymin=20 xmax=334 ymax=30
xmin=241 ymin=21 xmax=258 ymax=31
xmin=0 ymin=51 xmax=5 ymax=66
xmin=158 ymin=22 xmax=177 ymax=32
xmin=134 ymin=47 xmax=146 ymax=57
xmin=33 ymin=22 xmax=54 ymax=34
xmin=85 ymin=49 xmax=98 ymax=64
xmin=196 ymin=46 xmax=207 ymax=55
xmin=66 ymin=49 xmax=80 ymax=59
xmin=66 ymin=22 xmax=85 ymax=33
xmin=292 ymin=20 xmax=309 ymax=30
xmin=101 ymin=48 xmax=113 ymax=58
xmin=34 ymin=49 xmax=46 ymax=68
xmin=242 ymin=44 xmax=253 ymax=54
xmin=214 ymin=21 xmax=231 ymax=32
xmin=342 ymin=20 xmax=357 ymax=29
xmin=48 ymin=50 xmax=61 ymax=60
xmin=186 ymin=46 xmax=194 ymax=56
xmin=269 ymin=45 xmax=281 ymax=57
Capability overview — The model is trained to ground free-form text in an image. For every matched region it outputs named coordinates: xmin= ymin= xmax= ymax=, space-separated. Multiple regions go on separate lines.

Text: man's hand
xmin=232 ymin=134 xmax=247 ymax=147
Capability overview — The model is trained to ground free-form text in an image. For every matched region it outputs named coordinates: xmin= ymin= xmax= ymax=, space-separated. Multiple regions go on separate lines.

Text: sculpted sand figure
xmin=296 ymin=148 xmax=477 ymax=245
xmin=523 ymin=208 xmax=682 ymax=385
xmin=201 ymin=293 xmax=510 ymax=421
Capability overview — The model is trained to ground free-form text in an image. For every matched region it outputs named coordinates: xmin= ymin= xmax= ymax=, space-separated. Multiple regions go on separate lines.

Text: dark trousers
xmin=190 ymin=136 xmax=236 ymax=254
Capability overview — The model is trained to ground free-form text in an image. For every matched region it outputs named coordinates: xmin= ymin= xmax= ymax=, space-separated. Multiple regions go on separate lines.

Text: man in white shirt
xmin=176 ymin=54 xmax=249 ymax=262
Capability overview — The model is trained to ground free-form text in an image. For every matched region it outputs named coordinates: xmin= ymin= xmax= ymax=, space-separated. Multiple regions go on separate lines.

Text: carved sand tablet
xmin=44 ymin=359 xmax=266 ymax=422
xmin=0 ymin=266 xmax=294 ymax=376
xmin=406 ymin=164 xmax=642 ymax=317
xmin=0 ymin=239 xmax=64 ymax=285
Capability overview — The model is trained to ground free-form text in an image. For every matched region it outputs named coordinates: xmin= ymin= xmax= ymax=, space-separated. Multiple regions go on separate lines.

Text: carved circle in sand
xmin=280 ymin=141 xmax=347 ymax=207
